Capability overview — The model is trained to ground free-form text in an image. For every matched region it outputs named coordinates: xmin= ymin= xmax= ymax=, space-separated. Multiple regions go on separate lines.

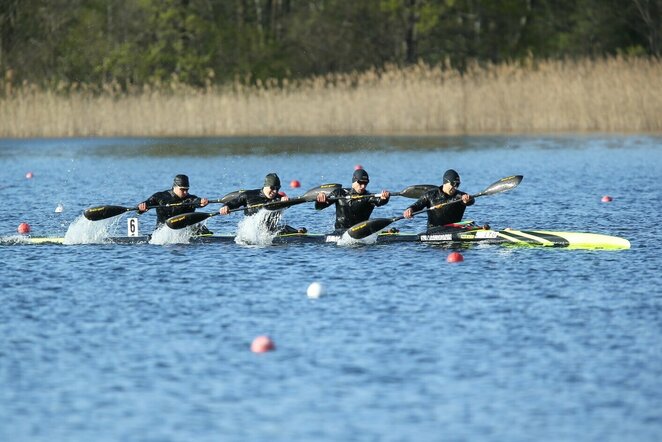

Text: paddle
xmin=85 ymin=201 xmax=199 ymax=221
xmin=327 ymin=184 xmax=437 ymax=201
xmin=83 ymin=187 xmax=249 ymax=221
xmin=347 ymin=175 xmax=523 ymax=239
xmin=165 ymin=183 xmax=342 ymax=230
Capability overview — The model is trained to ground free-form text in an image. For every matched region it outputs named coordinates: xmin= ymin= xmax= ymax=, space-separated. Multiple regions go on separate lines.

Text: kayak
xmin=3 ymin=228 xmax=630 ymax=249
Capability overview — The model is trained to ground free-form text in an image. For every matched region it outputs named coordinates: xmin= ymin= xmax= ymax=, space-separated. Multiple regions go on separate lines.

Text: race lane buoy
xmin=447 ymin=252 xmax=464 ymax=263
xmin=290 ymin=179 xmax=301 ymax=188
xmin=307 ymin=282 xmax=324 ymax=298
xmin=251 ymin=335 xmax=275 ymax=353
xmin=601 ymin=195 xmax=613 ymax=203
xmin=55 ymin=203 xmax=64 ymax=213
xmin=25 ymin=172 xmax=34 ymax=179
xmin=17 ymin=223 xmax=31 ymax=234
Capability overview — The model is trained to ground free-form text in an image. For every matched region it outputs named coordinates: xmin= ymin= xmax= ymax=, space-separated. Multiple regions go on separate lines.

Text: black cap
xmin=263 ymin=173 xmax=281 ymax=189
xmin=443 ymin=169 xmax=460 ymax=186
xmin=173 ymin=174 xmax=190 ymax=188
xmin=352 ymin=168 xmax=370 ymax=183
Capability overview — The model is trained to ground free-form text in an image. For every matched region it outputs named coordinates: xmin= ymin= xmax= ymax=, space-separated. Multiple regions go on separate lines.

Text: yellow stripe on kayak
xmin=25 ymin=237 xmax=66 ymax=244
xmin=530 ymin=230 xmax=631 ymax=250
xmin=501 ymin=229 xmax=556 ymax=246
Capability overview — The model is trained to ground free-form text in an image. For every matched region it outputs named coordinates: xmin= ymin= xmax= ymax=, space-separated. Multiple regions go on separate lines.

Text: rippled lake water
xmin=1 ymin=135 xmax=661 ymax=441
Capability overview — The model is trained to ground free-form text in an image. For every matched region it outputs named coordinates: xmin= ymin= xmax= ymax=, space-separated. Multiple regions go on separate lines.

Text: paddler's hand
xmin=316 ymin=193 xmax=327 ymax=203
xmin=403 ymin=208 xmax=413 ymax=218
xmin=461 ymin=194 xmax=472 ymax=204
xmin=219 ymin=206 xmax=229 ymax=215
xmin=280 ymin=195 xmax=289 ymax=202
xmin=137 ymin=202 xmax=148 ymax=213
xmin=199 ymin=198 xmax=209 ymax=207
xmin=380 ymin=190 xmax=390 ymax=200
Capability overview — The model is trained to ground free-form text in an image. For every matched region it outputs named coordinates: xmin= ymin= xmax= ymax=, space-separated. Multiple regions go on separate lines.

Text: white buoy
xmin=55 ymin=203 xmax=64 ymax=213
xmin=306 ymin=282 xmax=324 ymax=299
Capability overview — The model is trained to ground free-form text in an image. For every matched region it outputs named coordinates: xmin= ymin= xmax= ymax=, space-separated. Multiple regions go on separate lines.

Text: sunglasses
xmin=357 ymin=181 xmax=369 ymax=186
xmin=446 ymin=181 xmax=460 ymax=187
xmin=269 ymin=186 xmax=280 ymax=191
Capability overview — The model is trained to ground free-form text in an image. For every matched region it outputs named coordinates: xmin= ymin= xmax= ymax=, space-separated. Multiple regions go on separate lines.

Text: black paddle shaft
xmin=83 ymin=201 xmax=205 ymax=221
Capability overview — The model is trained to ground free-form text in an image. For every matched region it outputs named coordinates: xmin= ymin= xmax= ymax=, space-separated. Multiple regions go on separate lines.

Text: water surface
xmin=1 ymin=135 xmax=661 ymax=441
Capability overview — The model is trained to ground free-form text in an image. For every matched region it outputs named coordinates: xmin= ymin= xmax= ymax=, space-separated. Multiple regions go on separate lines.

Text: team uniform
xmin=315 ymin=168 xmax=390 ymax=234
xmin=141 ymin=190 xmax=205 ymax=226
xmin=406 ymin=187 xmax=474 ymax=232
xmin=315 ymin=187 xmax=390 ymax=233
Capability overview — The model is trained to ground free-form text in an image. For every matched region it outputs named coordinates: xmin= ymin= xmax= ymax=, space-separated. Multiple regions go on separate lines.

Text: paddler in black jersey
xmin=315 ymin=168 xmax=390 ymax=234
xmin=403 ymin=169 xmax=475 ymax=233
xmin=219 ymin=173 xmax=306 ymax=234
xmin=138 ymin=174 xmax=210 ymax=232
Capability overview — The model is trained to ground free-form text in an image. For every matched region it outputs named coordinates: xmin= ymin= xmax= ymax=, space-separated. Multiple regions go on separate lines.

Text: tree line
xmin=1 ymin=0 xmax=660 ymax=90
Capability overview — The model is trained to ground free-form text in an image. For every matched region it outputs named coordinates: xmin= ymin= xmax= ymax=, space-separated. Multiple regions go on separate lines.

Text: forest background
xmin=1 ymin=0 xmax=661 ymax=137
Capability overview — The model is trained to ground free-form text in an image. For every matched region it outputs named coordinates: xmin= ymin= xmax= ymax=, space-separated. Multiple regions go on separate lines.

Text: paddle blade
xmin=262 ymin=199 xmax=305 ymax=211
xmin=397 ymin=184 xmax=437 ymax=199
xmin=476 ymin=175 xmax=523 ymax=197
xmin=83 ymin=205 xmax=132 ymax=221
xmin=301 ymin=183 xmax=342 ymax=201
xmin=347 ymin=218 xmax=395 ymax=240
xmin=219 ymin=190 xmax=245 ymax=204
xmin=165 ymin=212 xmax=213 ymax=229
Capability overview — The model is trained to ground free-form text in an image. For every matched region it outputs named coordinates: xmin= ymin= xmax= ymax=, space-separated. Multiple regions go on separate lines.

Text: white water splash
xmin=149 ymin=224 xmax=193 ymax=245
xmin=234 ymin=209 xmax=279 ymax=246
xmin=63 ymin=215 xmax=119 ymax=244
xmin=1 ymin=235 xmax=30 ymax=245
xmin=336 ymin=230 xmax=379 ymax=247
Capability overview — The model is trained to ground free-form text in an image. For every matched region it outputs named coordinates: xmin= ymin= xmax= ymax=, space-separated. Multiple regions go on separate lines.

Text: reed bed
xmin=1 ymin=57 xmax=661 ymax=137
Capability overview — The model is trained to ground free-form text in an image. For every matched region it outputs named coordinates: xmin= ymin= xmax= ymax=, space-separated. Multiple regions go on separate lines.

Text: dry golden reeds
xmin=1 ymin=57 xmax=661 ymax=137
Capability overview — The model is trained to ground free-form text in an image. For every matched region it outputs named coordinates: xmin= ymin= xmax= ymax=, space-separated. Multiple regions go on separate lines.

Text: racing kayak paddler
xmin=138 ymin=174 xmax=210 ymax=232
xmin=219 ymin=173 xmax=306 ymax=234
xmin=315 ymin=168 xmax=390 ymax=234
xmin=403 ymin=169 xmax=475 ymax=233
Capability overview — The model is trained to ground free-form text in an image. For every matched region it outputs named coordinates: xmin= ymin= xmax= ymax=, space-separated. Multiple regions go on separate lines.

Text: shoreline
xmin=2 ymin=130 xmax=662 ymax=140
xmin=2 ymin=58 xmax=661 ymax=138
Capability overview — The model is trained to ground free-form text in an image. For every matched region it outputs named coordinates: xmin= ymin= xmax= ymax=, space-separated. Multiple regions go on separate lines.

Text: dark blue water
xmin=1 ymin=136 xmax=661 ymax=441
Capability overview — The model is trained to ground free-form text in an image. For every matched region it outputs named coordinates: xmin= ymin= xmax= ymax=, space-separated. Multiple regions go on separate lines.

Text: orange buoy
xmin=251 ymin=336 xmax=275 ymax=353
xmin=290 ymin=180 xmax=301 ymax=188
xmin=17 ymin=223 xmax=31 ymax=234
xmin=354 ymin=164 xmax=363 ymax=170
xmin=601 ymin=195 xmax=613 ymax=203
xmin=447 ymin=251 xmax=464 ymax=263
xmin=25 ymin=172 xmax=34 ymax=179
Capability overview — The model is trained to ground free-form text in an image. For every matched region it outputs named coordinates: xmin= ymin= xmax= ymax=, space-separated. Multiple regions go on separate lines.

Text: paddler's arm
xmin=315 ymin=188 xmax=339 ymax=210
xmin=219 ymin=193 xmax=247 ymax=215
xmin=137 ymin=193 xmax=160 ymax=213
xmin=189 ymin=196 xmax=209 ymax=208
xmin=403 ymin=194 xmax=429 ymax=219
xmin=371 ymin=190 xmax=390 ymax=206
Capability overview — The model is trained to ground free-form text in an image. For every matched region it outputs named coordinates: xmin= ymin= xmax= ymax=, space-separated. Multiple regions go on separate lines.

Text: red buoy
xmin=354 ymin=164 xmax=363 ymax=170
xmin=25 ymin=172 xmax=34 ymax=179
xmin=290 ymin=179 xmax=301 ymax=188
xmin=601 ymin=195 xmax=613 ymax=203
xmin=251 ymin=335 xmax=275 ymax=353
xmin=447 ymin=251 xmax=464 ymax=263
xmin=17 ymin=223 xmax=31 ymax=234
